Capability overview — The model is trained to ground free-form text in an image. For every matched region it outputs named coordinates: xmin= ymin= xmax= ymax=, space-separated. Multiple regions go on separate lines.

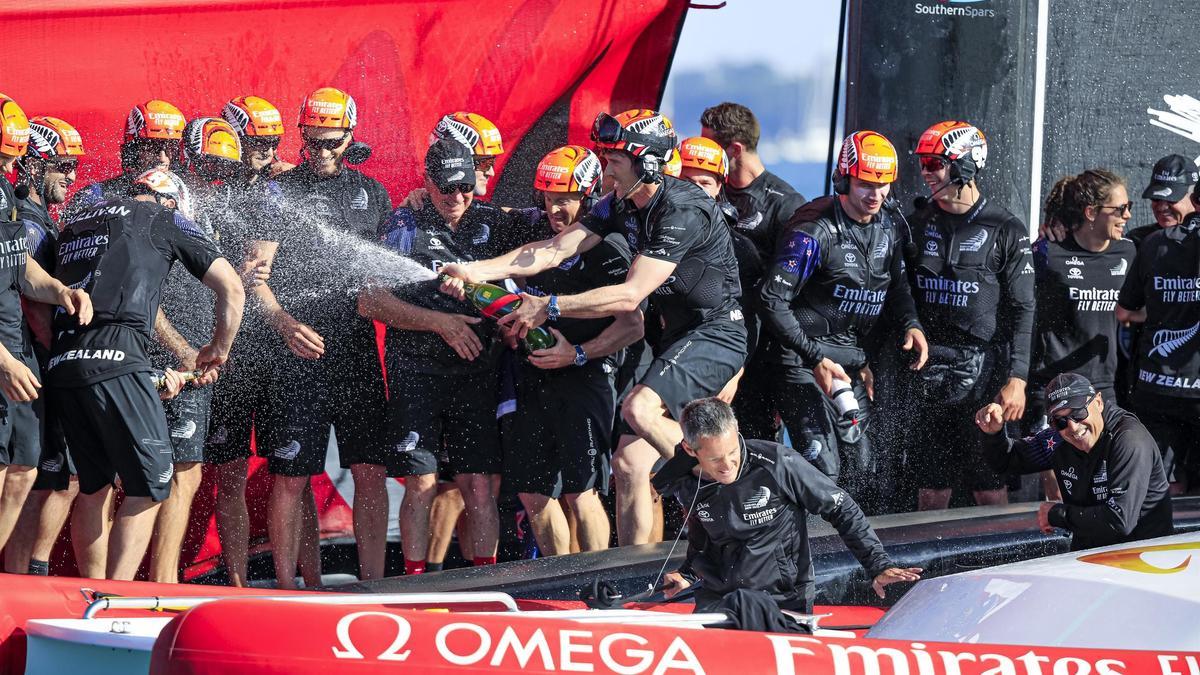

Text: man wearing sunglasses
xmin=65 ymin=100 xmax=186 ymax=221
xmin=977 ymin=373 xmax=1172 ymax=551
xmin=441 ymin=109 xmax=746 ymax=547
xmin=223 ymin=95 xmax=294 ymax=183
xmin=253 ymin=87 xmax=393 ymax=588
xmin=901 ymin=120 xmax=1035 ymax=512
xmin=366 ymin=139 xmax=526 ymax=572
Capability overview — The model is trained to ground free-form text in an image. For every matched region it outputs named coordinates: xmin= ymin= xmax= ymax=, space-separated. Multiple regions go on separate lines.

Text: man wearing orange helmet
xmin=0 ymin=97 xmax=95 ymax=565
xmin=758 ymin=131 xmax=927 ymax=510
xmin=252 ymin=87 xmax=392 ymax=587
xmin=441 ymin=109 xmax=747 ymax=547
xmin=431 ymin=112 xmax=504 ymax=197
xmin=5 ymin=116 xmax=87 ymax=576
xmin=65 ymin=100 xmax=187 ymax=220
xmin=902 ymin=120 xmax=1034 ymax=511
xmin=701 ymin=103 xmax=808 ymax=444
xmin=503 ymin=145 xmax=642 ymax=555
xmin=222 ymin=95 xmax=295 ymax=181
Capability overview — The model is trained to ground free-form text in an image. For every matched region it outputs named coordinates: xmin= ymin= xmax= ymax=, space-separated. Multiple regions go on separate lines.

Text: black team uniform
xmin=505 ymin=209 xmax=633 ymax=499
xmin=902 ymin=197 xmax=1035 ymax=496
xmin=652 ymin=437 xmax=894 ymax=613
xmin=1117 ymin=216 xmax=1200 ymax=486
xmin=63 ymin=174 xmax=135 ymax=222
xmin=257 ymin=163 xmax=391 ymax=477
xmin=724 ymin=172 xmax=806 ymax=441
xmin=203 ymin=178 xmax=284 ymax=467
xmin=1027 ymin=235 xmax=1135 ymax=417
xmin=46 ymin=199 xmax=222 ymax=500
xmin=376 ymin=199 xmax=521 ymax=478
xmin=580 ymin=177 xmax=746 ymax=423
xmin=0 ymin=180 xmax=42 ymax=477
xmin=982 ymin=403 xmax=1172 ymax=551
xmin=759 ymin=196 xmax=921 ymax=509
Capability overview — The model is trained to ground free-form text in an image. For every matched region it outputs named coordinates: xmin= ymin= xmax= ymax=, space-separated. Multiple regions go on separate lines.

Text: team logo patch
xmin=1110 ymin=259 xmax=1128 ymax=276
xmin=1149 ymin=322 xmax=1200 ymax=358
xmin=398 ymin=431 xmax=420 ymax=453
xmin=958 ymin=229 xmax=988 ymax=252
xmin=274 ymin=440 xmax=301 ymax=460
xmin=742 ymin=486 xmax=771 ymax=510
xmin=157 ymin=466 xmax=174 ymax=483
xmin=925 ymin=239 xmax=939 ymax=254
xmin=1067 ymin=267 xmax=1083 ymax=280
xmin=170 ymin=420 xmax=198 ymax=440
xmin=349 ymin=187 xmax=369 ymax=210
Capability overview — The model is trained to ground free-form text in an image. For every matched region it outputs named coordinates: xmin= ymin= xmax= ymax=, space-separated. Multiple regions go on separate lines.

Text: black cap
xmin=1045 ymin=373 xmax=1096 ymax=414
xmin=425 ymin=138 xmax=476 ymax=190
xmin=1142 ymin=154 xmax=1198 ymax=202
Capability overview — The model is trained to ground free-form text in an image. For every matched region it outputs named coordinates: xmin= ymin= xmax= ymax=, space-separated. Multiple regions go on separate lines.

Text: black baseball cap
xmin=1142 ymin=154 xmax=1198 ymax=202
xmin=425 ymin=138 xmax=476 ymax=190
xmin=1045 ymin=373 xmax=1096 ymax=414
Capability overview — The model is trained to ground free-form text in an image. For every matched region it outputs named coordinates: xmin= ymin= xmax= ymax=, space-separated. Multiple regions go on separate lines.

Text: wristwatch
xmin=573 ymin=344 xmax=588 ymax=367
xmin=547 ymin=295 xmax=560 ymax=322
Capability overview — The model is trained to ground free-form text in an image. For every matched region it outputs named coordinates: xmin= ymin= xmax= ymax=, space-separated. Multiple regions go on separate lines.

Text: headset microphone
xmin=912 ymin=177 xmax=960 ymax=211
xmin=14 ymin=184 xmax=29 ymax=200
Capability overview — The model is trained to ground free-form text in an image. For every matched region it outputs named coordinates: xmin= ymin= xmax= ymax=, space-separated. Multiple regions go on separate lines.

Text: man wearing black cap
xmin=1127 ymin=155 xmax=1198 ymax=249
xmin=976 ymin=373 xmax=1172 ymax=551
xmin=364 ymin=139 xmax=526 ymax=572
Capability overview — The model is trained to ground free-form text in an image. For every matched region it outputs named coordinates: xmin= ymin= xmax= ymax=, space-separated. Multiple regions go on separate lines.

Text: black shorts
xmin=773 ymin=365 xmax=872 ymax=485
xmin=901 ymin=344 xmax=1007 ymax=492
xmin=505 ymin=362 xmax=616 ymax=498
xmin=384 ymin=369 xmax=501 ymax=478
xmin=204 ymin=351 xmax=270 ymax=465
xmin=48 ymin=372 xmax=174 ymax=501
xmin=163 ymin=385 xmax=212 ymax=464
xmin=256 ymin=335 xmax=388 ymax=477
xmin=31 ymin=413 xmax=74 ymax=491
xmin=637 ymin=319 xmax=746 ymax=421
xmin=1133 ymin=391 xmax=1200 ymax=484
xmin=0 ymin=351 xmax=44 ymax=468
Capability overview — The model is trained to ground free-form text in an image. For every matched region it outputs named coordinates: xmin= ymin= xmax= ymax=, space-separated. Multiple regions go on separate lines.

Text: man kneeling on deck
xmin=651 ymin=398 xmax=920 ymax=629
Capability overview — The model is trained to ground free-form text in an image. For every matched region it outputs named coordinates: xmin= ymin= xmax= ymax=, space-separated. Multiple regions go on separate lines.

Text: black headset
xmin=832 ymin=170 xmax=850 ymax=196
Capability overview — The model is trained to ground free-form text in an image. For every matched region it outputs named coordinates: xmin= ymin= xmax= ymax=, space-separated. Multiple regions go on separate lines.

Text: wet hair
xmin=700 ymin=102 xmax=760 ymax=152
xmin=680 ymin=398 xmax=737 ymax=447
xmin=1044 ymin=169 xmax=1125 ymax=231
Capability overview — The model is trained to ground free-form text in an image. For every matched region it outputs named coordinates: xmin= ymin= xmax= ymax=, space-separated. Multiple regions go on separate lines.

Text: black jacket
xmin=652 ymin=438 xmax=894 ymax=612
xmin=981 ymin=402 xmax=1172 ymax=551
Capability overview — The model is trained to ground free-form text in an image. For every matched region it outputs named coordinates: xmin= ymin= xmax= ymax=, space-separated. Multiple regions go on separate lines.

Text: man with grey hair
xmin=651 ymin=397 xmax=921 ymax=615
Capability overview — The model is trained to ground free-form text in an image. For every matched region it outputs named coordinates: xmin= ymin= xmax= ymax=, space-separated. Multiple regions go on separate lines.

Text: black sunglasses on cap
xmin=591 ymin=112 xmax=625 ymax=145
xmin=436 ymin=183 xmax=473 ymax=195
xmin=1051 ymin=395 xmax=1096 ymax=430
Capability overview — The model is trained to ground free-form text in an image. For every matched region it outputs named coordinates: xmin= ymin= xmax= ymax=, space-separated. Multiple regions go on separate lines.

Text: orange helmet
xmin=915 ymin=120 xmax=987 ymax=179
xmin=0 ymin=94 xmax=30 ymax=157
xmin=534 ymin=145 xmax=602 ymax=196
xmin=27 ymin=116 xmax=85 ymax=159
xmin=591 ymin=109 xmax=676 ymax=162
xmin=678 ymin=136 xmax=728 ymax=180
xmin=222 ymin=96 xmax=285 ymax=137
xmin=836 ymin=130 xmax=898 ymax=185
xmin=663 ymin=148 xmax=682 ymax=177
xmin=125 ymin=100 xmax=186 ymax=141
xmin=298 ymin=87 xmax=357 ymax=129
xmin=430 ymin=112 xmax=504 ymax=157
xmin=181 ymin=117 xmax=242 ymax=178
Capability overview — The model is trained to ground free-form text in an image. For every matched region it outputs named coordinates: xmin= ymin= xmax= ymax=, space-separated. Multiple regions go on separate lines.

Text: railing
xmin=82 ymin=591 xmax=520 ymax=619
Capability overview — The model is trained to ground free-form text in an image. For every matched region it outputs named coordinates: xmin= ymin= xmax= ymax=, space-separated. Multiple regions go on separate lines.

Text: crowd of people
xmin=0 ymin=87 xmax=1187 ymax=591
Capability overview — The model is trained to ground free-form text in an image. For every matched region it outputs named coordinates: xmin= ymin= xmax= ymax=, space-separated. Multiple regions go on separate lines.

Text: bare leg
xmin=561 ymin=498 xmax=581 ymax=554
xmin=107 ymin=496 xmax=164 ymax=580
xmin=0 ymin=465 xmax=38 ymax=552
xmin=32 ymin=482 xmax=79 ymax=563
xmin=349 ymin=463 xmax=387 ymax=581
xmin=267 ymin=474 xmax=308 ymax=589
xmin=563 ymin=490 xmax=610 ymax=552
xmin=298 ymin=481 xmax=321 ymax=588
xmin=621 ymin=386 xmax=684 ymax=460
xmin=5 ymin=489 xmax=48 ymax=573
xmin=454 ymin=473 xmax=498 ymax=560
xmin=973 ymin=488 xmax=1009 ymax=506
xmin=612 ymin=434 xmax=662 ymax=546
xmin=214 ymin=458 xmax=250 ymax=587
xmin=398 ymin=473 xmax=437 ymax=563
xmin=518 ymin=493 xmax=569 ymax=556
xmin=426 ymin=485 xmax=464 ymax=565
xmin=150 ymin=462 xmax=203 ymax=583
xmin=72 ymin=486 xmax=114 ymax=579
xmin=917 ymin=488 xmax=952 ymax=511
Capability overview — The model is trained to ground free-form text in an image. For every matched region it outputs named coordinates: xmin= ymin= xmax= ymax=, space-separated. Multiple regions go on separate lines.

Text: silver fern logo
xmin=742 ymin=486 xmax=771 ymax=510
xmin=959 ymin=229 xmax=988 ymax=252
xmin=1149 ymin=321 xmax=1200 ymax=358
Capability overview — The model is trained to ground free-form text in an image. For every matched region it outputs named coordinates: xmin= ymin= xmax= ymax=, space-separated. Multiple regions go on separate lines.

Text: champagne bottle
xmin=442 ymin=275 xmax=558 ymax=351
xmin=151 ymin=369 xmax=202 ymax=390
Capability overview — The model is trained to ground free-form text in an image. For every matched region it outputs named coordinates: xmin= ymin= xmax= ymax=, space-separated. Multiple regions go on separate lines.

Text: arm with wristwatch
xmin=521 ymin=294 xmax=644 ymax=370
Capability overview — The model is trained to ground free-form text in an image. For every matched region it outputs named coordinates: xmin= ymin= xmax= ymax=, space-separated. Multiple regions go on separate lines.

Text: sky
xmin=670 ymin=2 xmax=842 ymax=79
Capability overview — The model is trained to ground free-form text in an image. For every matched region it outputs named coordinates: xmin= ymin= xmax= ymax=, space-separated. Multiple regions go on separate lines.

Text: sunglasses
xmin=243 ymin=136 xmax=281 ymax=152
xmin=474 ymin=155 xmax=496 ymax=171
xmin=1099 ymin=202 xmax=1133 ymax=215
xmin=919 ymin=156 xmax=948 ymax=172
xmin=140 ymin=139 xmax=181 ymax=156
xmin=591 ymin=112 xmax=625 ymax=145
xmin=46 ymin=159 xmax=78 ymax=174
xmin=302 ymin=132 xmax=350 ymax=151
xmin=436 ymin=183 xmax=473 ymax=195
xmin=1051 ymin=395 xmax=1096 ymax=430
